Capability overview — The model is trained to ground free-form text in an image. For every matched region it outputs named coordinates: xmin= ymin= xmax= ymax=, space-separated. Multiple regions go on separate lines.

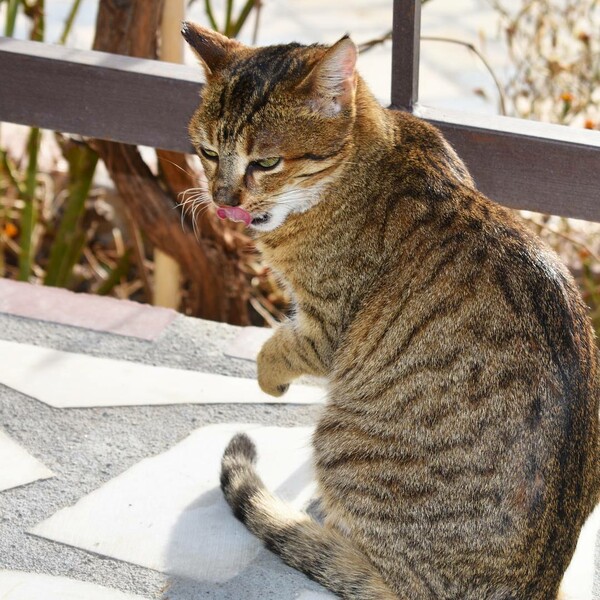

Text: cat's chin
xmin=251 ymin=186 xmax=325 ymax=233
xmin=248 ymin=212 xmax=275 ymax=232
xmin=249 ymin=205 xmax=293 ymax=233
xmin=249 ymin=212 xmax=271 ymax=227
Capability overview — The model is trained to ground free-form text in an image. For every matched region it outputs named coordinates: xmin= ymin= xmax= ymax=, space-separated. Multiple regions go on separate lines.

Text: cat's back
xmin=316 ymin=142 xmax=600 ymax=597
xmin=335 ymin=111 xmax=598 ymax=405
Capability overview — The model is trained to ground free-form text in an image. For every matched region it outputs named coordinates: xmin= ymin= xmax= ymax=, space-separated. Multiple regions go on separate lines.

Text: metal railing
xmin=0 ymin=0 xmax=599 ymax=222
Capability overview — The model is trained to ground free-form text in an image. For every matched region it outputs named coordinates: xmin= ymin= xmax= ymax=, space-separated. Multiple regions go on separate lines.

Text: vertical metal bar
xmin=390 ymin=0 xmax=421 ymax=111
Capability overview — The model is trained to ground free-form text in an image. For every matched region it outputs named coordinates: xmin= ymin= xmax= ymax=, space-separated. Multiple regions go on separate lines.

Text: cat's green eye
xmin=254 ymin=157 xmax=281 ymax=170
xmin=201 ymin=147 xmax=218 ymax=160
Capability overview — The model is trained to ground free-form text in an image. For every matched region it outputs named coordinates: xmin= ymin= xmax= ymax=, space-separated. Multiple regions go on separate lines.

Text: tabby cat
xmin=182 ymin=22 xmax=600 ymax=600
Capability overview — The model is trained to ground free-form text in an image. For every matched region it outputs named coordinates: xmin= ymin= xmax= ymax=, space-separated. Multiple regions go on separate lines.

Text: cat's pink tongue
xmin=216 ymin=206 xmax=252 ymax=226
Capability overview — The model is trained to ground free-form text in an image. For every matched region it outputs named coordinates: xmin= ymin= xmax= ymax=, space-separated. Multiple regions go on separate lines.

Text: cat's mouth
xmin=215 ymin=206 xmax=270 ymax=229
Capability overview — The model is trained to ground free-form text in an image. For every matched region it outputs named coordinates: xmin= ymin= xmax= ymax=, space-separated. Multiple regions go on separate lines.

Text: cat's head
xmin=182 ymin=23 xmax=358 ymax=232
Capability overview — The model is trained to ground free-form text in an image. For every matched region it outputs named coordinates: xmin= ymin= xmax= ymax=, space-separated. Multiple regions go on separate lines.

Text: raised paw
xmin=258 ymin=375 xmax=290 ymax=397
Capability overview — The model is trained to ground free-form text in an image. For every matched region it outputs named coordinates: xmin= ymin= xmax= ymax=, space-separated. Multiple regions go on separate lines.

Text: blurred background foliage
xmin=0 ymin=0 xmax=598 ymax=335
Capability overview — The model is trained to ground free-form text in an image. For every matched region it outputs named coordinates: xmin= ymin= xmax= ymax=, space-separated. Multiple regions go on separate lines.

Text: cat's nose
xmin=213 ymin=187 xmax=241 ymax=207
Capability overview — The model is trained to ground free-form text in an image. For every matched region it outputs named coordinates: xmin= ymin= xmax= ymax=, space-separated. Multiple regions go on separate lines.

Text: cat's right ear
xmin=181 ymin=22 xmax=241 ymax=78
xmin=301 ymin=36 xmax=358 ymax=116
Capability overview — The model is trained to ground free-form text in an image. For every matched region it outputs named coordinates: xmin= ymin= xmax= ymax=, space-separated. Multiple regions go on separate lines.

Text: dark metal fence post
xmin=390 ymin=0 xmax=421 ymax=111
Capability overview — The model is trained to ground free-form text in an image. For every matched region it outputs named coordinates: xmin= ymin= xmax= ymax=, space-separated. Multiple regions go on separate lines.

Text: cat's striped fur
xmin=183 ymin=23 xmax=600 ymax=599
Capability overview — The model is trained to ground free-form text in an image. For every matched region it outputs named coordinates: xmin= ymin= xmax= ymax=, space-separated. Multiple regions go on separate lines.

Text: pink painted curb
xmin=0 ymin=279 xmax=178 ymax=340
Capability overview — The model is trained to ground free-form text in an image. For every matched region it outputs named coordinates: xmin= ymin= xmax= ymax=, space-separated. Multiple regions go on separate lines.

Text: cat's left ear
xmin=303 ymin=36 xmax=358 ymax=116
xmin=181 ymin=22 xmax=242 ymax=78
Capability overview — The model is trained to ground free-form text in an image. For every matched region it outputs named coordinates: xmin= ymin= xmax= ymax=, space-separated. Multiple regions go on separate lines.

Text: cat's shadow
xmin=162 ymin=458 xmax=332 ymax=600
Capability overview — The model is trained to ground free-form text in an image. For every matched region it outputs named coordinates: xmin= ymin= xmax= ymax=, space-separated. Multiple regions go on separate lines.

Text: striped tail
xmin=220 ymin=433 xmax=398 ymax=600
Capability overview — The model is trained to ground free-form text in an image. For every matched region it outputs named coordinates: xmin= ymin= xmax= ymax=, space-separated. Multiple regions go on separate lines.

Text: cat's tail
xmin=220 ymin=433 xmax=398 ymax=600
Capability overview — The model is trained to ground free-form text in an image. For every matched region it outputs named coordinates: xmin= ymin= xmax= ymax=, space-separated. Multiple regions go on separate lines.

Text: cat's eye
xmin=200 ymin=147 xmax=218 ymax=160
xmin=253 ymin=157 xmax=281 ymax=170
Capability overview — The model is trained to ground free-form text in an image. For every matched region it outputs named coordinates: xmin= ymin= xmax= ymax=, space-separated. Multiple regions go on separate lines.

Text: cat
xmin=181 ymin=22 xmax=600 ymax=600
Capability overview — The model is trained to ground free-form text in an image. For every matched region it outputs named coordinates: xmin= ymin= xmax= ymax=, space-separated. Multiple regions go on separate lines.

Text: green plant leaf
xmin=18 ymin=127 xmax=40 ymax=281
xmin=44 ymin=141 xmax=98 ymax=287
xmin=4 ymin=0 xmax=20 ymax=37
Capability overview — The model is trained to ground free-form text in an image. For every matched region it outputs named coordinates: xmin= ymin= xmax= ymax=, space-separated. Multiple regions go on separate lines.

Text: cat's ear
xmin=302 ymin=36 xmax=358 ymax=116
xmin=181 ymin=22 xmax=242 ymax=77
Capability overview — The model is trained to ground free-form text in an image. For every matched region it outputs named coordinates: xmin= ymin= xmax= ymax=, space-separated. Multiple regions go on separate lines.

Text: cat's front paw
xmin=258 ymin=370 xmax=290 ymax=397
xmin=257 ymin=343 xmax=291 ymax=397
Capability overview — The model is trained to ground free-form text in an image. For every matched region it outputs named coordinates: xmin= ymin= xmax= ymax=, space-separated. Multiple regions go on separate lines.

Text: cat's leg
xmin=257 ymin=322 xmax=329 ymax=396
xmin=220 ymin=432 xmax=400 ymax=600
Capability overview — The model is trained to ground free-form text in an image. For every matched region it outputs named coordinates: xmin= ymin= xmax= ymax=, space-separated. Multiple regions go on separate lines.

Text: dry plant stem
xmin=491 ymin=0 xmax=599 ymax=124
xmin=357 ymin=31 xmax=394 ymax=53
xmin=249 ymin=296 xmax=277 ymax=327
xmin=0 ymin=151 xmax=24 ymax=196
xmin=251 ymin=0 xmax=262 ymax=45
xmin=83 ymin=246 xmax=106 ymax=280
xmin=123 ymin=205 xmax=152 ymax=303
xmin=359 ymin=30 xmax=506 ymax=115
xmin=253 ymin=290 xmax=285 ymax=322
xmin=531 ymin=220 xmax=600 ymax=264
xmin=96 ymin=249 xmax=131 ymax=296
xmin=421 ymin=36 xmax=507 ymax=115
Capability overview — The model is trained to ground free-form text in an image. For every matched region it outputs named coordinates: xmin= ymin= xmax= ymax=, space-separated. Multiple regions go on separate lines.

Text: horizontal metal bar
xmin=416 ymin=105 xmax=600 ymax=223
xmin=1 ymin=39 xmax=599 ymax=222
xmin=0 ymin=38 xmax=201 ymax=152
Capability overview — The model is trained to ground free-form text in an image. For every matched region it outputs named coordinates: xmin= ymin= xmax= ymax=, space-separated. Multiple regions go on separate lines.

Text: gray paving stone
xmin=0 ymin=310 xmax=324 ymax=599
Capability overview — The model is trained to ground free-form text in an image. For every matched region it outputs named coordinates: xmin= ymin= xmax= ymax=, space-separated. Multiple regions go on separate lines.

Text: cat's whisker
xmin=176 ymin=190 xmax=211 ymax=218
xmin=179 ymin=202 xmax=205 ymax=227
xmin=159 ymin=156 xmax=199 ymax=179
xmin=177 ymin=189 xmax=211 ymax=206
xmin=191 ymin=202 xmax=202 ymax=241
xmin=181 ymin=194 xmax=211 ymax=207
xmin=182 ymin=196 xmax=204 ymax=225
xmin=177 ymin=195 xmax=212 ymax=214
xmin=177 ymin=191 xmax=214 ymax=234
xmin=179 ymin=185 xmax=207 ymax=196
